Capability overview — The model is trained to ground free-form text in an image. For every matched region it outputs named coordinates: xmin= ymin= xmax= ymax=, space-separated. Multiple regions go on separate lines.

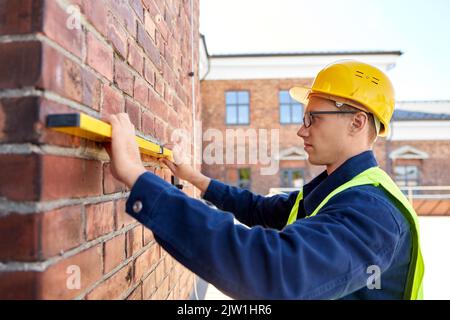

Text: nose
xmin=297 ymin=124 xmax=308 ymax=138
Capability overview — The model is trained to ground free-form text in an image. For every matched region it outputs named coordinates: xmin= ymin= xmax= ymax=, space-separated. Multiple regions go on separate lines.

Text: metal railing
xmin=269 ymin=186 xmax=450 ymax=204
xmin=399 ymin=186 xmax=450 ymax=204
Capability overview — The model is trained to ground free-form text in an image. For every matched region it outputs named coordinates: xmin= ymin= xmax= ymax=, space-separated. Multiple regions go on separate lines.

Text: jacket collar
xmin=302 ymin=150 xmax=379 ymax=215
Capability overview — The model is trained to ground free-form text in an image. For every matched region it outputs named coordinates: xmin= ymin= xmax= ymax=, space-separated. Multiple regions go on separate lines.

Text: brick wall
xmin=0 ymin=0 xmax=201 ymax=299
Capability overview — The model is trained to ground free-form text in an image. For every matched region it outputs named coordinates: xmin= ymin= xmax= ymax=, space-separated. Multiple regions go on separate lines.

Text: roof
xmin=393 ymin=109 xmax=450 ymax=121
xmin=210 ymin=51 xmax=403 ymax=58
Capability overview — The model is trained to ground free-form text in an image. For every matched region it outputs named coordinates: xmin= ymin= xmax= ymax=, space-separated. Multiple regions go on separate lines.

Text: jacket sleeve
xmin=126 ymin=172 xmax=404 ymax=300
xmin=202 ymin=178 xmax=301 ymax=229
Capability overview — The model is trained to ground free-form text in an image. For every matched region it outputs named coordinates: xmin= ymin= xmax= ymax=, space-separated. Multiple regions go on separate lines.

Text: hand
xmin=158 ymin=143 xmax=196 ymax=182
xmin=159 ymin=143 xmax=211 ymax=193
xmin=104 ymin=113 xmax=146 ymax=188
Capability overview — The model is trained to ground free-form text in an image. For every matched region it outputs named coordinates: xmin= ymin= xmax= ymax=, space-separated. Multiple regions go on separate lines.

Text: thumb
xmin=160 ymin=158 xmax=176 ymax=172
xmin=104 ymin=142 xmax=113 ymax=159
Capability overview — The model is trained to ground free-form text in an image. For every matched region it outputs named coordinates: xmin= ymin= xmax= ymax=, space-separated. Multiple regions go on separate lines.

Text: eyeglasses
xmin=303 ymin=111 xmax=360 ymax=128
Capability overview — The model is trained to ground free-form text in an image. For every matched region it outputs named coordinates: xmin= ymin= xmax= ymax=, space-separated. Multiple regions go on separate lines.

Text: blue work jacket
xmin=125 ymin=150 xmax=411 ymax=299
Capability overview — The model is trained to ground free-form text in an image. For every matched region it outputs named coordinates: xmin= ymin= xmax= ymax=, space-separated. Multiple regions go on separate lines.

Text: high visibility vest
xmin=285 ymin=166 xmax=424 ymax=300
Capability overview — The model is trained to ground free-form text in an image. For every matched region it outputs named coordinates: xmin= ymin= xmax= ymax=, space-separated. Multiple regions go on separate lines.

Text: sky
xmin=199 ymin=0 xmax=450 ymax=101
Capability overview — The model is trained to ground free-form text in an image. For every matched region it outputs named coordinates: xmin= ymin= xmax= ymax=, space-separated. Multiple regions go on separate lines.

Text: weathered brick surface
xmin=0 ymin=0 xmax=199 ymax=300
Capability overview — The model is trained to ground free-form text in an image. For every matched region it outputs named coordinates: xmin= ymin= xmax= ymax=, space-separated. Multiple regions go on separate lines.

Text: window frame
xmin=237 ymin=167 xmax=251 ymax=190
xmin=394 ymin=165 xmax=421 ymax=187
xmin=280 ymin=168 xmax=305 ymax=188
xmin=225 ymin=90 xmax=250 ymax=125
xmin=279 ymin=90 xmax=304 ymax=125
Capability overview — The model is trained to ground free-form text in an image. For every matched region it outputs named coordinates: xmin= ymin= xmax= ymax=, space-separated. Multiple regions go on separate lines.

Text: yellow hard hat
xmin=289 ymin=60 xmax=395 ymax=137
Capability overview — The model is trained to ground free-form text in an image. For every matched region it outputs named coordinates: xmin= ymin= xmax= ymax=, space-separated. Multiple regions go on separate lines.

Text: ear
xmin=349 ymin=112 xmax=367 ymax=135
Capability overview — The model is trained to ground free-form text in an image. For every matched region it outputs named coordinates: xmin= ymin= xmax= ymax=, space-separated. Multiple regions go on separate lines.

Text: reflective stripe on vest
xmin=285 ymin=166 xmax=424 ymax=300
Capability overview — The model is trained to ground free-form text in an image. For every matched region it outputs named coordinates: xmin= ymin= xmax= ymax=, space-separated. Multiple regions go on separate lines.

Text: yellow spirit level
xmin=46 ymin=113 xmax=172 ymax=159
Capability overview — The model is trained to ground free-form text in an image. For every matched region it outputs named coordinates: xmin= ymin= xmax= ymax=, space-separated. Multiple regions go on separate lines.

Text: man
xmin=105 ymin=60 xmax=424 ymax=300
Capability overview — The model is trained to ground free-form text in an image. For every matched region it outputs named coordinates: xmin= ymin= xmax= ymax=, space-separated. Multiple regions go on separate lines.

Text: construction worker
xmin=105 ymin=60 xmax=424 ymax=300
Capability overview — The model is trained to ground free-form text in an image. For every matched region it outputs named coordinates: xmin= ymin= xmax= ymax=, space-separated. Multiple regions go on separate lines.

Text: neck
xmin=326 ymin=146 xmax=371 ymax=175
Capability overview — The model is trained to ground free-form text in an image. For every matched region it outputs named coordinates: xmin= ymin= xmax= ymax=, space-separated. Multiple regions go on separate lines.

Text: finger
xmin=104 ymin=142 xmax=112 ymax=158
xmin=163 ymin=143 xmax=175 ymax=149
xmin=160 ymin=158 xmax=176 ymax=172
xmin=118 ymin=113 xmax=135 ymax=132
xmin=105 ymin=114 xmax=118 ymax=125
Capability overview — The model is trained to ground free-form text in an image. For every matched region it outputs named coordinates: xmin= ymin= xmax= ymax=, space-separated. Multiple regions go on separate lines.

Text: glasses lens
xmin=303 ymin=113 xmax=311 ymax=127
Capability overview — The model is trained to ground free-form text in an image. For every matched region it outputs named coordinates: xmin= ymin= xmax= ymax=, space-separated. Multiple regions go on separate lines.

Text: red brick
xmin=83 ymin=0 xmax=108 ymax=36
xmin=40 ymin=44 xmax=91 ymax=105
xmin=0 ymin=0 xmax=43 ymax=35
xmin=39 ymin=43 xmax=64 ymax=94
xmin=126 ymin=225 xmax=143 ymax=258
xmin=41 ymin=155 xmax=102 ymax=200
xmin=154 ymin=269 xmax=169 ymax=298
xmin=155 ymin=30 xmax=165 ymax=57
xmin=103 ymin=163 xmax=128 ymax=194
xmin=40 ymin=245 xmax=103 ymax=299
xmin=143 ymin=226 xmax=154 ymax=246
xmin=154 ymin=119 xmax=167 ymax=142
xmin=87 ymin=32 xmax=113 ymax=81
xmin=0 ymin=41 xmax=42 ymax=89
xmin=167 ymin=106 xmax=179 ymax=129
xmin=142 ymin=0 xmax=162 ymax=19
xmin=149 ymin=88 xmax=168 ymax=120
xmin=109 ymin=0 xmax=136 ymax=36
xmin=144 ymin=59 xmax=156 ymax=86
xmin=154 ymin=73 xmax=165 ymax=96
xmin=82 ymin=68 xmax=102 ymax=111
xmin=0 ymin=97 xmax=40 ymax=143
xmin=0 ymin=214 xmax=39 ymax=261
xmin=86 ymin=262 xmax=133 ymax=300
xmin=114 ymin=58 xmax=134 ymax=96
xmin=162 ymin=60 xmax=176 ymax=90
xmin=42 ymin=0 xmax=84 ymax=59
xmin=62 ymin=58 xmax=82 ymax=101
xmin=126 ymin=284 xmax=143 ymax=300
xmin=102 ymin=85 xmax=124 ymax=116
xmin=107 ymin=16 xmax=128 ymax=58
xmin=141 ymin=110 xmax=155 ymax=136
xmin=134 ymin=76 xmax=149 ymax=106
xmin=129 ymin=0 xmax=145 ymax=22
xmin=137 ymin=23 xmax=161 ymax=70
xmin=144 ymin=10 xmax=156 ymax=41
xmin=116 ymin=198 xmax=136 ymax=230
xmin=0 ymin=272 xmax=39 ymax=299
xmin=0 ymin=154 xmax=39 ymax=201
xmin=134 ymin=245 xmax=158 ymax=283
xmin=142 ymin=271 xmax=156 ymax=298
xmin=125 ymin=99 xmax=141 ymax=130
xmin=128 ymin=39 xmax=144 ymax=75
xmin=86 ymin=201 xmax=115 ymax=240
xmin=104 ymin=234 xmax=126 ymax=273
xmin=41 ymin=205 xmax=84 ymax=258
xmin=144 ymin=0 xmax=169 ymax=41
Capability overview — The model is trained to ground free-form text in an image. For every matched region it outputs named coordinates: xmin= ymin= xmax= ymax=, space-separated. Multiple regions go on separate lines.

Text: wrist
xmin=125 ymin=166 xmax=146 ymax=188
xmin=190 ymin=172 xmax=211 ymax=193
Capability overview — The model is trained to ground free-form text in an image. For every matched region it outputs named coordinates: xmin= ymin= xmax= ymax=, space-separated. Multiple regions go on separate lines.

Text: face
xmin=297 ymin=96 xmax=353 ymax=166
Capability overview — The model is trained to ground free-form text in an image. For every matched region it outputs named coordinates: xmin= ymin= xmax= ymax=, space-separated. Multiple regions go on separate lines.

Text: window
xmin=394 ymin=165 xmax=420 ymax=187
xmin=279 ymin=90 xmax=303 ymax=124
xmin=280 ymin=169 xmax=304 ymax=188
xmin=238 ymin=168 xmax=251 ymax=190
xmin=226 ymin=91 xmax=249 ymax=125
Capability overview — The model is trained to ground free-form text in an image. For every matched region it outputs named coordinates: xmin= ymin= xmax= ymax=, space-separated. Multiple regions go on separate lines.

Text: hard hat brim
xmin=289 ymin=86 xmax=311 ymax=105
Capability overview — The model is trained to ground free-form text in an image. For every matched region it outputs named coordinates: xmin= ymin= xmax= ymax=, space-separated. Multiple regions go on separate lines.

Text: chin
xmin=307 ymin=154 xmax=326 ymax=166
